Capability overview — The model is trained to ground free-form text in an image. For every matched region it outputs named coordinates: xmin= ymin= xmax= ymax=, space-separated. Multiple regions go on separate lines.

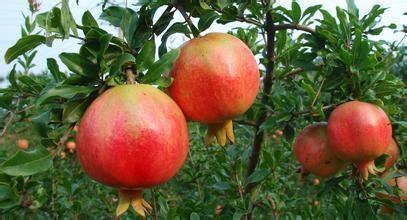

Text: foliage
xmin=0 ymin=0 xmax=406 ymax=218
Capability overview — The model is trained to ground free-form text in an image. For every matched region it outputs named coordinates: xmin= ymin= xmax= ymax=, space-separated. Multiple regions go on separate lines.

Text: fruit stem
xmin=116 ymin=189 xmax=152 ymax=219
xmin=125 ymin=68 xmax=136 ymax=85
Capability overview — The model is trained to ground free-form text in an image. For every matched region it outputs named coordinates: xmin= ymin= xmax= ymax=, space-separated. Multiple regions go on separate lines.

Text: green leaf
xmin=100 ymin=6 xmax=125 ymax=27
xmin=142 ymin=49 xmax=180 ymax=84
xmin=346 ymin=0 xmax=359 ymax=18
xmin=159 ymin=22 xmax=190 ymax=56
xmin=82 ymin=10 xmax=98 ymax=27
xmin=247 ymin=169 xmax=271 ymax=184
xmin=212 ymin=182 xmax=231 ymax=191
xmin=59 ymin=53 xmax=99 ymax=78
xmin=137 ymin=37 xmax=156 ymax=71
xmin=63 ymin=99 xmax=92 ymax=123
xmin=109 ymin=53 xmax=136 ymax=76
xmin=302 ymin=5 xmax=322 ymax=24
xmin=8 ymin=65 xmax=19 ymax=90
xmin=190 ymin=212 xmax=200 ymax=220
xmin=61 ymin=0 xmax=77 ymax=38
xmin=47 ymin=58 xmax=67 ymax=82
xmin=0 ymin=184 xmax=20 ymax=209
xmin=291 ymin=1 xmax=302 ymax=23
xmin=198 ymin=12 xmax=219 ymax=32
xmin=4 ymin=35 xmax=45 ymax=64
xmin=32 ymin=111 xmax=50 ymax=137
xmin=37 ymin=86 xmax=95 ymax=105
xmin=0 ymin=148 xmax=52 ymax=176
xmin=153 ymin=9 xmax=175 ymax=35
xmin=301 ymin=80 xmax=316 ymax=98
xmin=18 ymin=76 xmax=43 ymax=95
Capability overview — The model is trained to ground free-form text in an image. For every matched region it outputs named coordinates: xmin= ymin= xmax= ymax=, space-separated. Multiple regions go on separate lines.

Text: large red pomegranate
xmin=76 ymin=84 xmax=189 ymax=217
xmin=327 ymin=101 xmax=392 ymax=180
xmin=294 ymin=122 xmax=347 ymax=177
xmin=168 ymin=32 xmax=260 ymax=146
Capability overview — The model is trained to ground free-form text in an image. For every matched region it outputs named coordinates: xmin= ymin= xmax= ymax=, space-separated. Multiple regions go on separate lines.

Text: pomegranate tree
xmin=327 ymin=101 xmax=392 ymax=180
xmin=168 ymin=32 xmax=260 ymax=146
xmin=294 ymin=122 xmax=347 ymax=177
xmin=76 ymin=85 xmax=189 ymax=217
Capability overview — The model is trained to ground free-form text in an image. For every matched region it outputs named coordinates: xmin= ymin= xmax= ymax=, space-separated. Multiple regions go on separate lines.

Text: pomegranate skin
xmin=76 ymin=85 xmax=189 ymax=189
xmin=168 ymin=32 xmax=260 ymax=124
xmin=294 ymin=122 xmax=347 ymax=177
xmin=327 ymin=101 xmax=392 ymax=162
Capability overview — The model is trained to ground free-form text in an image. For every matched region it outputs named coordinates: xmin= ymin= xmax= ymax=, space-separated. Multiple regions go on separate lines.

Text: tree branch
xmin=274 ymin=23 xmax=315 ymax=35
xmin=284 ymin=68 xmax=304 ymax=78
xmin=175 ymin=5 xmax=200 ymax=37
xmin=245 ymin=8 xmax=276 ymax=194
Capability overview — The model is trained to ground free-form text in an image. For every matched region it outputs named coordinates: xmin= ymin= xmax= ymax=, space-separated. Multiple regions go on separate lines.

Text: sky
xmin=0 ymin=0 xmax=406 ymax=85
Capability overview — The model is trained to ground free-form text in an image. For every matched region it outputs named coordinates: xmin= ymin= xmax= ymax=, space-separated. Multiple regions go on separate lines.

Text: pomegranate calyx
xmin=355 ymin=160 xmax=385 ymax=181
xmin=116 ymin=189 xmax=152 ymax=219
xmin=205 ymin=120 xmax=235 ymax=147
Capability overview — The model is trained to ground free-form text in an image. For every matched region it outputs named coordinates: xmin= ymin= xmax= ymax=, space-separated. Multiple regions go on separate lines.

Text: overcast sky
xmin=0 ymin=0 xmax=406 ymax=83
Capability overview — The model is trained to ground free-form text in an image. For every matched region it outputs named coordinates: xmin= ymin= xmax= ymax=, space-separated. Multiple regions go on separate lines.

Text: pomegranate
xmin=382 ymin=139 xmax=400 ymax=174
xmin=17 ymin=139 xmax=29 ymax=150
xmin=378 ymin=175 xmax=407 ymax=214
xmin=313 ymin=178 xmax=320 ymax=186
xmin=66 ymin=141 xmax=76 ymax=150
xmin=294 ymin=122 xmax=347 ymax=178
xmin=327 ymin=101 xmax=392 ymax=180
xmin=168 ymin=32 xmax=259 ymax=146
xmin=76 ymin=85 xmax=189 ymax=217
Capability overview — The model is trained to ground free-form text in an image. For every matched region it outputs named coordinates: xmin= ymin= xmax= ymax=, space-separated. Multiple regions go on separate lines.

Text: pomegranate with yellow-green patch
xmin=76 ymin=85 xmax=189 ymax=218
xmin=168 ymin=32 xmax=260 ymax=147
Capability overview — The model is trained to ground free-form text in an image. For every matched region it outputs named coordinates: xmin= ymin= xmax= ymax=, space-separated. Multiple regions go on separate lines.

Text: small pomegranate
xmin=169 ymin=33 xmax=260 ymax=147
xmin=313 ymin=178 xmax=320 ymax=186
xmin=275 ymin=129 xmax=283 ymax=136
xmin=66 ymin=141 xmax=76 ymax=150
xmin=76 ymin=85 xmax=189 ymax=218
xmin=60 ymin=152 xmax=66 ymax=159
xmin=378 ymin=175 xmax=407 ymax=214
xmin=17 ymin=139 xmax=29 ymax=150
xmin=215 ymin=204 xmax=224 ymax=215
xmin=382 ymin=139 xmax=400 ymax=174
xmin=271 ymin=134 xmax=278 ymax=140
xmin=294 ymin=122 xmax=347 ymax=178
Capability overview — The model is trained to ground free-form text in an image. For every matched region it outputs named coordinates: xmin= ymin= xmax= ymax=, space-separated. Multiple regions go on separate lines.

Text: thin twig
xmin=292 ymin=104 xmax=336 ymax=116
xmin=233 ymin=119 xmax=257 ymax=127
xmin=175 ymin=5 xmax=200 ymax=37
xmin=274 ymin=23 xmax=316 ymax=35
xmin=0 ymin=98 xmax=21 ymax=137
xmin=284 ymin=68 xmax=304 ymax=78
xmin=310 ymin=77 xmax=326 ymax=107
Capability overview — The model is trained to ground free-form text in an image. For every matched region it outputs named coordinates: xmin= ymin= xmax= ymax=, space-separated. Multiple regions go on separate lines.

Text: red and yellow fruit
xmin=169 ymin=32 xmax=259 ymax=146
xmin=76 ymin=85 xmax=189 ymax=217
xmin=327 ymin=101 xmax=392 ymax=180
xmin=294 ymin=122 xmax=347 ymax=178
